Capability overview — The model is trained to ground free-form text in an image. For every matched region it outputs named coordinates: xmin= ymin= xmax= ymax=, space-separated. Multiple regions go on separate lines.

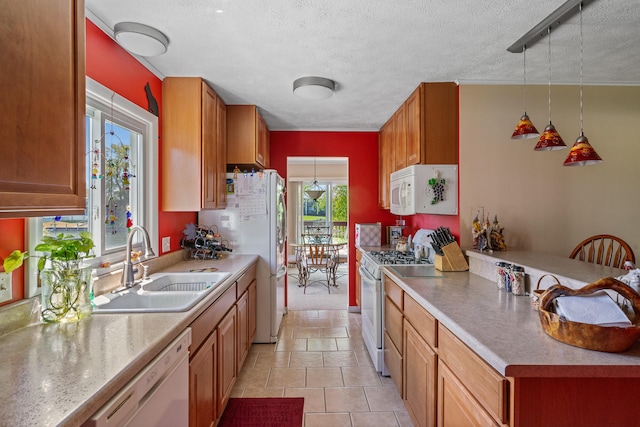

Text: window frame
xmin=24 ymin=78 xmax=159 ymax=298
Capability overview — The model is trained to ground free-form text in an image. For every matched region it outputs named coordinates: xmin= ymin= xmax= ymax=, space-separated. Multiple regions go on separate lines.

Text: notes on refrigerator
xmin=230 ymin=173 xmax=267 ymax=220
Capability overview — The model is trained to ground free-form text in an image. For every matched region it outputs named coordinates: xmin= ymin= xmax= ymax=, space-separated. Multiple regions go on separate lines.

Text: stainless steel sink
xmin=92 ymin=271 xmax=231 ymax=313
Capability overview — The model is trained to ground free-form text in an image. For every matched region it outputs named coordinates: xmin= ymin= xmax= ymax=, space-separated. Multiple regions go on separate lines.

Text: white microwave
xmin=390 ymin=164 xmax=458 ymax=216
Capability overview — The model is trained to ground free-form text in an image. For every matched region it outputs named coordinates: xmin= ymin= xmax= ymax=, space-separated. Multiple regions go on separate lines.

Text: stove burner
xmin=367 ymin=250 xmax=432 ymax=265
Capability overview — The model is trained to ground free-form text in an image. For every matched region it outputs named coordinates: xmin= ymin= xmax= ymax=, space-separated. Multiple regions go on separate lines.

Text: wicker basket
xmin=538 ymin=277 xmax=640 ymax=353
xmin=531 ymin=274 xmax=562 ymax=310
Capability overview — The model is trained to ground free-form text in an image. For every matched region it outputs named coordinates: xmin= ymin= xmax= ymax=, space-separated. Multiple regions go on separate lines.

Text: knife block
xmin=434 ymin=241 xmax=469 ymax=272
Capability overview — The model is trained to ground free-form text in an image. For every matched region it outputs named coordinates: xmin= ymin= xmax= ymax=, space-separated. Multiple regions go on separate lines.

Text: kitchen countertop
xmin=0 ymin=254 xmax=258 ymax=427
xmin=382 ymin=249 xmax=640 ymax=378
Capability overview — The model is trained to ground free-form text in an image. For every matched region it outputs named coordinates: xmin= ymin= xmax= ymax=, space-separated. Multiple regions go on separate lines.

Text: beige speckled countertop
xmin=382 ymin=249 xmax=640 ymax=379
xmin=0 ymin=254 xmax=258 ymax=427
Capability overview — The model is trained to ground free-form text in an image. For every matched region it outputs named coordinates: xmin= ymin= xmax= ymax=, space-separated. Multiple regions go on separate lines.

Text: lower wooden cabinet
xmin=237 ymin=290 xmax=249 ymax=368
xmin=438 ymin=325 xmax=507 ymax=426
xmin=217 ymin=307 xmax=237 ymax=412
xmin=438 ymin=361 xmax=499 ymax=427
xmin=248 ymin=280 xmax=257 ymax=342
xmin=187 ymin=263 xmax=257 ymax=426
xmin=189 ymin=332 xmax=218 ymax=427
xmin=404 ymin=319 xmax=437 ymax=427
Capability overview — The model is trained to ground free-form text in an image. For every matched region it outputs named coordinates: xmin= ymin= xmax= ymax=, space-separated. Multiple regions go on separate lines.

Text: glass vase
xmin=39 ymin=263 xmax=93 ymax=323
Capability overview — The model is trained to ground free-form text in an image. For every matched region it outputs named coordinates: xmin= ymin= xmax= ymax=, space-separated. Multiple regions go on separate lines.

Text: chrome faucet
xmin=121 ymin=226 xmax=156 ymax=288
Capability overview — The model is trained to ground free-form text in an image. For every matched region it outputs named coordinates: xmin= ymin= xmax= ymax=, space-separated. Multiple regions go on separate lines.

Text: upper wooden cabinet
xmin=410 ymin=82 xmax=459 ymax=165
xmin=378 ymin=119 xmax=394 ymax=209
xmin=227 ymin=105 xmax=270 ymax=171
xmin=394 ymin=104 xmax=407 ymax=171
xmin=0 ymin=0 xmax=86 ymax=218
xmin=162 ymin=77 xmax=227 ymax=211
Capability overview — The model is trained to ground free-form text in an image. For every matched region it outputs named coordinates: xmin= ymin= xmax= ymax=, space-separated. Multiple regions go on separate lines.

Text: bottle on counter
xmin=511 ymin=265 xmax=526 ymax=296
xmin=504 ymin=263 xmax=513 ymax=293
xmin=495 ymin=262 xmax=507 ymax=290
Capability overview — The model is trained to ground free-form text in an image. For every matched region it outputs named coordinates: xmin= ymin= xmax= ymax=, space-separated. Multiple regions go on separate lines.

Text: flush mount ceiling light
xmin=293 ymin=76 xmax=335 ymax=100
xmin=114 ymin=22 xmax=169 ymax=57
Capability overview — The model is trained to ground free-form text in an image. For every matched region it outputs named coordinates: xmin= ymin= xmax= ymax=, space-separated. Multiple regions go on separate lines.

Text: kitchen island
xmin=383 ymin=248 xmax=640 ymax=427
xmin=0 ymin=254 xmax=258 ymax=427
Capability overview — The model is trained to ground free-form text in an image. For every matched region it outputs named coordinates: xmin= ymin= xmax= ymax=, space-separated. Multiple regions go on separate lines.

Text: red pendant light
xmin=535 ymin=27 xmax=566 ymax=151
xmin=511 ymin=46 xmax=539 ymax=140
xmin=563 ymin=2 xmax=602 ymax=166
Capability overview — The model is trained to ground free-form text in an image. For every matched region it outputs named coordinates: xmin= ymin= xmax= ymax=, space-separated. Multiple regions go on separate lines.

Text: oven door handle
xmin=359 ymin=265 xmax=377 ymax=284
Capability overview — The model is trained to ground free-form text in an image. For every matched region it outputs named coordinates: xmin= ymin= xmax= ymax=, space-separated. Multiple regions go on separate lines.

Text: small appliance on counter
xmin=355 ymin=223 xmax=381 ymax=247
xmin=387 ymin=225 xmax=404 ymax=247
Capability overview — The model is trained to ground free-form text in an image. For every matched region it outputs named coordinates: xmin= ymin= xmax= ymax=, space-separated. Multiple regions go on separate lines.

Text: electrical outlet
xmin=0 ymin=272 xmax=12 ymax=303
xmin=162 ymin=236 xmax=171 ymax=253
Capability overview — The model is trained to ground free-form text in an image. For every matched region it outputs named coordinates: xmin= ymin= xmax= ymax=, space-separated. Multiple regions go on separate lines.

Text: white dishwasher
xmin=86 ymin=328 xmax=191 ymax=427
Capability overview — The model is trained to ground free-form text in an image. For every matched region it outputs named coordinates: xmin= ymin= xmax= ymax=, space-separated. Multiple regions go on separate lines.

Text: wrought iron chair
xmin=569 ymin=234 xmax=635 ymax=269
xmin=299 ymin=233 xmax=337 ymax=293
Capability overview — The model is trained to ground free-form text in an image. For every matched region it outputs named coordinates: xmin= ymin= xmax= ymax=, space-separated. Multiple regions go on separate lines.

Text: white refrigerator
xmin=198 ymin=170 xmax=286 ymax=343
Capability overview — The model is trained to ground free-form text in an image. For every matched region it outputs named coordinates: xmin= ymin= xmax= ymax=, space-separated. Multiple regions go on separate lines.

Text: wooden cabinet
xmin=378 ymin=121 xmax=394 ymax=209
xmin=189 ymin=331 xmax=217 ymax=427
xmin=162 ymin=77 xmax=227 ymax=211
xmin=236 ymin=290 xmax=249 ymax=369
xmin=382 ymin=275 xmax=404 ymax=384
xmin=355 ymin=250 xmax=363 ymax=308
xmin=405 ymin=87 xmax=421 ymax=166
xmin=394 ymin=105 xmax=407 ymax=171
xmin=438 ymin=360 xmax=499 ymax=427
xmin=438 ymin=325 xmax=507 ymax=426
xmin=236 ymin=263 xmax=257 ymax=369
xmin=215 ymin=97 xmax=227 ymax=209
xmin=217 ymin=306 xmax=237 ymax=412
xmin=404 ymin=319 xmax=438 ymax=427
xmin=0 ymin=0 xmax=86 ymax=218
xmin=188 ymin=262 xmax=257 ymax=426
xmin=248 ymin=280 xmax=257 ymax=342
xmin=227 ymin=105 xmax=270 ymax=170
xmin=413 ymin=82 xmax=459 ymax=165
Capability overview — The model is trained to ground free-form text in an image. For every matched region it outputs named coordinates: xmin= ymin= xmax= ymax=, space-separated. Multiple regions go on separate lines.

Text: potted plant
xmin=3 ymin=232 xmax=95 ymax=323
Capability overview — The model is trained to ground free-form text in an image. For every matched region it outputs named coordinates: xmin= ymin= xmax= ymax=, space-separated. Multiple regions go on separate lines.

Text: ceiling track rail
xmin=507 ymin=0 xmax=597 ymax=53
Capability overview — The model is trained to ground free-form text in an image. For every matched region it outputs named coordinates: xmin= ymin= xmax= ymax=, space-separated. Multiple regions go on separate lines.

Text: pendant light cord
xmin=547 ymin=27 xmax=552 ymax=122
xmin=522 ymin=45 xmax=528 ymax=113
xmin=579 ymin=1 xmax=584 ymax=134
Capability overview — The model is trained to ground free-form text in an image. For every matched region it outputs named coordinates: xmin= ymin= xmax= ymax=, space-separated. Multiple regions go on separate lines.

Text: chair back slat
xmin=569 ymin=234 xmax=635 ymax=269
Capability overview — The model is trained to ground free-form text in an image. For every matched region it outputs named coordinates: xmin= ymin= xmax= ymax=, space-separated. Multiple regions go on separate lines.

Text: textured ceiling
xmin=86 ymin=0 xmax=640 ymax=131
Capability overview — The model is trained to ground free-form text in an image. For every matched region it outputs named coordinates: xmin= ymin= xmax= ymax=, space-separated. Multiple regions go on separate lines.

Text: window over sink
xmin=24 ymin=78 xmax=159 ymax=297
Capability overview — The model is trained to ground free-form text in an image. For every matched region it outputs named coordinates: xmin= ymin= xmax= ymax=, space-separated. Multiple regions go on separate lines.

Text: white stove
xmin=359 ymin=247 xmax=434 ymax=374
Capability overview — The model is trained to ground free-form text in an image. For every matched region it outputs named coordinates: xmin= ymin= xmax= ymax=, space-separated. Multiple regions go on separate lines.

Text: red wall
xmin=0 ymin=20 xmax=194 ymax=307
xmin=270 ymin=131 xmax=396 ymax=307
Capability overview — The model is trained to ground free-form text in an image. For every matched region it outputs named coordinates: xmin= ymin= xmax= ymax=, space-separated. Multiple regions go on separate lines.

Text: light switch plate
xmin=162 ymin=236 xmax=171 ymax=253
xmin=0 ymin=273 xmax=12 ymax=303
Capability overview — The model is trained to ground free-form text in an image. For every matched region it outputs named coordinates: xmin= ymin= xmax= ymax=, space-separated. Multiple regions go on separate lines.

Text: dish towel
xmin=553 ymin=290 xmax=632 ymax=327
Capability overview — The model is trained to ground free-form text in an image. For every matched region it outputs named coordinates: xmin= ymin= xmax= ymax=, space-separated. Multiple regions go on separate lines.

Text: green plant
xmin=3 ymin=231 xmax=95 ymax=273
xmin=3 ymin=232 xmax=95 ymax=323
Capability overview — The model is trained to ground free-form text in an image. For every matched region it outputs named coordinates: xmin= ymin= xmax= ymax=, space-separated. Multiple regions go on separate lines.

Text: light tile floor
xmin=231 ymin=309 xmax=415 ymax=427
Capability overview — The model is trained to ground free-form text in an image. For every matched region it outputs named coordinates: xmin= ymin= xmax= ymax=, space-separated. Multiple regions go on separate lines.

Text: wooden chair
xmin=569 ymin=234 xmax=635 ymax=269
